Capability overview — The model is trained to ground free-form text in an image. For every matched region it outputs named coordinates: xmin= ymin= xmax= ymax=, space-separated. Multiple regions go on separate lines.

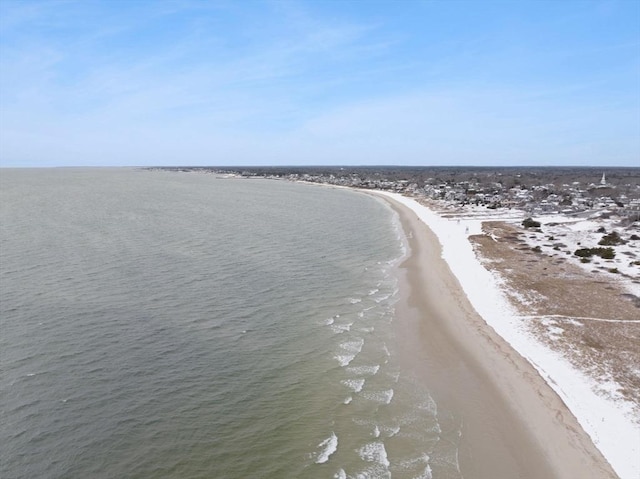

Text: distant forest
xmin=153 ymin=166 xmax=640 ymax=190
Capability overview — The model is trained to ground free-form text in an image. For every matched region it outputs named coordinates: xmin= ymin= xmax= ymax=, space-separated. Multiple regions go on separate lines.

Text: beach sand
xmin=372 ymin=192 xmax=618 ymax=479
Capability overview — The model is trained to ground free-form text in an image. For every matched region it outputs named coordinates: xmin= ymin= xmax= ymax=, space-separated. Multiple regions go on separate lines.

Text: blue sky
xmin=0 ymin=0 xmax=638 ymax=167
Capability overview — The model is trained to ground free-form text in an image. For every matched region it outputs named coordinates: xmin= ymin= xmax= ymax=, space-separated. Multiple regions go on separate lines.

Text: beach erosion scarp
xmin=370 ymin=190 xmax=639 ymax=479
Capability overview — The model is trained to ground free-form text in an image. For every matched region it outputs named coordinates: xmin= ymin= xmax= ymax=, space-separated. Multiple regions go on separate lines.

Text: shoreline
xmin=366 ymin=190 xmax=621 ymax=478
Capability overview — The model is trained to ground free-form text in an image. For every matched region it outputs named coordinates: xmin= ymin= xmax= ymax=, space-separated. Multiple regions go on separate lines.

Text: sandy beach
xmin=370 ymin=191 xmax=619 ymax=479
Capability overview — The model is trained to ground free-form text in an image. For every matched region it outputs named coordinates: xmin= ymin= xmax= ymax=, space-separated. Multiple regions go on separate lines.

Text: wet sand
xmin=372 ymin=192 xmax=618 ymax=479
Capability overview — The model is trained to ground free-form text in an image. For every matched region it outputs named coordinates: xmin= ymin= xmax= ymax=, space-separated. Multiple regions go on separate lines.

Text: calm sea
xmin=0 ymin=169 xmax=460 ymax=479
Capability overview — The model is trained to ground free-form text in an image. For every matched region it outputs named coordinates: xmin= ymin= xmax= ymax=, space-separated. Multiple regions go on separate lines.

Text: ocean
xmin=0 ymin=169 xmax=461 ymax=479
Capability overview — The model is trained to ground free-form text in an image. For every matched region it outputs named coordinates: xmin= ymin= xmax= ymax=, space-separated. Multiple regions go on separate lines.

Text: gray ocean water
xmin=0 ymin=169 xmax=461 ymax=479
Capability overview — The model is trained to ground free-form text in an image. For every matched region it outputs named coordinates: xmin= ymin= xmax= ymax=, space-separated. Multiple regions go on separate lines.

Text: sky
xmin=0 ymin=0 xmax=639 ymax=167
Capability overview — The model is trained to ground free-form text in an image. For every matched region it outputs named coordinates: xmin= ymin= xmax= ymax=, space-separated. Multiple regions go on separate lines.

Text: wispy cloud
xmin=1 ymin=0 xmax=638 ymax=166
xmin=1 ymin=0 xmax=389 ymax=136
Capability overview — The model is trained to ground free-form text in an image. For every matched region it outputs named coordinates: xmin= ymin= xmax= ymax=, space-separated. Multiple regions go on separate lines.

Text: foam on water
xmin=335 ymin=354 xmax=356 ymax=367
xmin=398 ymin=453 xmax=430 ymax=468
xmin=341 ymin=378 xmax=365 ymax=393
xmin=346 ymin=364 xmax=380 ymax=376
xmin=358 ymin=441 xmax=390 ymax=467
xmin=335 ymin=338 xmax=364 ymax=363
xmin=397 ymin=455 xmax=433 ymax=479
xmin=355 ymin=471 xmax=390 ymax=479
xmin=331 ymin=322 xmax=353 ymax=334
xmin=354 ymin=419 xmax=401 ymax=439
xmin=421 ymin=465 xmax=434 ymax=479
xmin=381 ymin=424 xmax=401 ymax=437
xmin=340 ymin=338 xmax=364 ymax=353
xmin=315 ymin=432 xmax=338 ymax=464
xmin=334 ymin=469 xmax=347 ymax=479
xmin=357 ymin=305 xmax=376 ymax=319
xmin=373 ymin=293 xmax=392 ymax=303
xmin=363 ymin=389 xmax=394 ymax=405
xmin=417 ymin=394 xmax=438 ymax=415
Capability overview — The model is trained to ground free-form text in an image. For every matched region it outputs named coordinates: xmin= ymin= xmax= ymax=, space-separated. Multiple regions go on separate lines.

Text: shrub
xmin=599 ymin=248 xmax=615 ymax=260
xmin=574 ymin=247 xmax=615 ymax=259
xmin=596 ymin=226 xmax=606 ymax=233
xmin=608 ymin=268 xmax=619 ymax=274
xmin=598 ymin=231 xmax=626 ymax=246
xmin=630 ymin=234 xmax=640 ymax=241
xmin=531 ymin=245 xmax=542 ymax=253
xmin=580 ymin=257 xmax=591 ymax=263
xmin=522 ymin=217 xmax=541 ymax=228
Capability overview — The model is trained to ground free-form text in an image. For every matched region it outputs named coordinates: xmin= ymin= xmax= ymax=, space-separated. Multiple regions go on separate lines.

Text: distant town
xmin=150 ymin=166 xmax=640 ymax=221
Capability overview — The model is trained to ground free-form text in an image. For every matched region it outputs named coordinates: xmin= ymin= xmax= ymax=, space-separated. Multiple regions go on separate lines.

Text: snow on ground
xmin=378 ymin=191 xmax=640 ymax=479
xmin=508 ymin=213 xmax=640 ymax=295
xmin=437 ymin=205 xmax=639 ymax=294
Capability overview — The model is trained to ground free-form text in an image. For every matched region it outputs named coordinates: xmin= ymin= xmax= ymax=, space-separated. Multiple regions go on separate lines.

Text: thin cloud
xmin=0 ymin=0 xmax=638 ymax=166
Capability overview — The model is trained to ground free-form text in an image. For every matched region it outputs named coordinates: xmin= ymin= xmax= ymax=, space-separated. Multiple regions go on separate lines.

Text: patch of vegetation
xmin=630 ymin=234 xmax=640 ymax=241
xmin=580 ymin=257 xmax=591 ymax=263
xmin=608 ymin=268 xmax=619 ymax=274
xmin=531 ymin=245 xmax=542 ymax=253
xmin=574 ymin=247 xmax=616 ymax=259
xmin=596 ymin=226 xmax=606 ymax=233
xmin=522 ymin=217 xmax=541 ymax=228
xmin=598 ymin=231 xmax=626 ymax=246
